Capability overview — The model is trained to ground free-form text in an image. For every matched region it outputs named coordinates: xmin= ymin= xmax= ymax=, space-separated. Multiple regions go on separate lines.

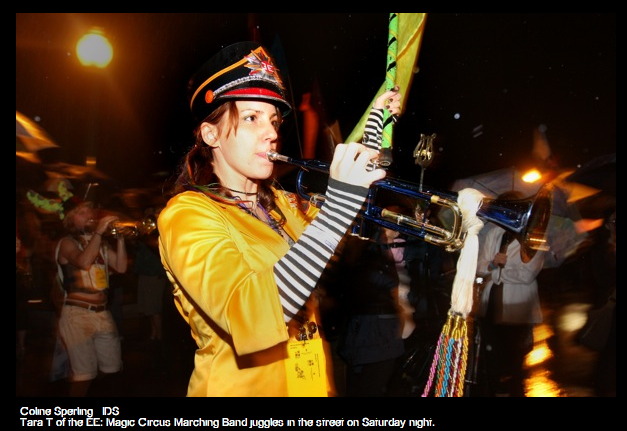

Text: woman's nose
xmin=262 ymin=120 xmax=278 ymax=141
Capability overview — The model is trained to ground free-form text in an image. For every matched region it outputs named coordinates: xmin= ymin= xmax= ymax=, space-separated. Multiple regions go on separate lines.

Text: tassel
xmin=422 ymin=188 xmax=484 ymax=397
xmin=449 ymin=188 xmax=484 ymax=317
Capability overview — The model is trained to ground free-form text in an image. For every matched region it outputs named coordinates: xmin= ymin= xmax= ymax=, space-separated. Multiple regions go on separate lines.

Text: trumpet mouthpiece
xmin=266 ymin=151 xmax=290 ymax=163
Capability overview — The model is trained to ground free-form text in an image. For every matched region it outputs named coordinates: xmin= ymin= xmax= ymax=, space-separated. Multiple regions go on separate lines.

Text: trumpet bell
xmin=108 ymin=217 xmax=157 ymax=238
xmin=478 ymin=186 xmax=552 ymax=262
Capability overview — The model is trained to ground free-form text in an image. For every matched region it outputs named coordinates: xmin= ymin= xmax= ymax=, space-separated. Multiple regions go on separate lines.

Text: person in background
xmin=16 ymin=234 xmax=32 ymax=359
xmin=588 ymin=208 xmax=616 ymax=396
xmin=336 ymin=206 xmax=419 ymax=396
xmin=157 ymin=41 xmax=401 ymax=396
xmin=134 ymin=208 xmax=167 ymax=344
xmin=55 ymin=199 xmax=127 ymax=396
xmin=404 ymin=204 xmax=445 ymax=321
xmin=475 ymin=190 xmax=546 ymax=397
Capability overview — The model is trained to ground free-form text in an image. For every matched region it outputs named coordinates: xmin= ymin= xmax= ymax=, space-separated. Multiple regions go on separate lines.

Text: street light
xmin=76 ymin=28 xmax=113 ymax=68
xmin=76 ymin=28 xmax=113 ymax=167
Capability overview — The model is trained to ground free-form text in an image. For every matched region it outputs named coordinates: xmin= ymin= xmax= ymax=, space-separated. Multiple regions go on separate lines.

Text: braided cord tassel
xmin=422 ymin=331 xmax=444 ymax=396
xmin=422 ymin=312 xmax=470 ymax=397
xmin=422 ymin=189 xmax=484 ymax=397
xmin=448 ymin=315 xmax=469 ymax=397
xmin=437 ymin=336 xmax=455 ymax=397
xmin=422 ymin=313 xmax=452 ymax=397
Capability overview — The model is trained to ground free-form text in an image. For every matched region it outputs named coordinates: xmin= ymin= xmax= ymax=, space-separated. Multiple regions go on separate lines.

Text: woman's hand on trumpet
xmin=329 ymin=142 xmax=386 ymax=188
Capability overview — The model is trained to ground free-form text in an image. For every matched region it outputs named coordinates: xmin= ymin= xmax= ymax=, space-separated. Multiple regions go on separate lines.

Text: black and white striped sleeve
xmin=362 ymin=107 xmax=384 ymax=151
xmin=273 ymin=178 xmax=368 ymax=322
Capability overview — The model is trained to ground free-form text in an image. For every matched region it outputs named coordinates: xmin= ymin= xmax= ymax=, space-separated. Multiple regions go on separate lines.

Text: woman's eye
xmin=243 ymin=114 xmax=257 ymax=122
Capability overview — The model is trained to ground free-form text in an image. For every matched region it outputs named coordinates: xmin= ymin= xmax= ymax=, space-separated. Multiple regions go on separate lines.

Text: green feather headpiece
xmin=26 ymin=180 xmax=81 ymax=220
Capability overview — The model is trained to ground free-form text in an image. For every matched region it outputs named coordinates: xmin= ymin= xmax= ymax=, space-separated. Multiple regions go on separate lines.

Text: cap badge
xmin=244 ymin=47 xmax=285 ymax=90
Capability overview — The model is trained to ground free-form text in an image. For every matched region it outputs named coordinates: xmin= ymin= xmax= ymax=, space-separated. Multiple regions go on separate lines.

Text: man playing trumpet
xmin=55 ymin=199 xmax=127 ymax=396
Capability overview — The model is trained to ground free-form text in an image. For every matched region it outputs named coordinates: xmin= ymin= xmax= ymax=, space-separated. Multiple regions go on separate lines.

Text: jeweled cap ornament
xmin=187 ymin=41 xmax=292 ymax=123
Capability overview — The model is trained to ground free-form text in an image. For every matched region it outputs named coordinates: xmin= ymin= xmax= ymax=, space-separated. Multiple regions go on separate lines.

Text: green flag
xmin=346 ymin=13 xmax=427 ymax=144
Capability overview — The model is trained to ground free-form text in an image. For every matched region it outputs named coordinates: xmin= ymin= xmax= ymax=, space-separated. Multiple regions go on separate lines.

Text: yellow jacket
xmin=158 ymin=187 xmax=330 ymax=396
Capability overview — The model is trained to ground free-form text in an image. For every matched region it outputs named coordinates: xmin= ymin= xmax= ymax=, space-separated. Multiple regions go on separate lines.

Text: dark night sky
xmin=16 ymin=13 xmax=616 ymax=192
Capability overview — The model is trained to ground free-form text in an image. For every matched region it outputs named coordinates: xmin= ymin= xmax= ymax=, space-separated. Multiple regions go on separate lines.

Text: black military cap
xmin=187 ymin=41 xmax=292 ymax=123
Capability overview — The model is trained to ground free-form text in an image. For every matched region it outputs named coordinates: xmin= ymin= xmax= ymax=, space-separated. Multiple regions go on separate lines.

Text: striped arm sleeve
xmin=362 ymin=107 xmax=384 ymax=151
xmin=274 ymin=178 xmax=368 ymax=321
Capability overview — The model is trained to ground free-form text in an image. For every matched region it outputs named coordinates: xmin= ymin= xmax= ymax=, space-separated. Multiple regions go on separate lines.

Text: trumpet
xmin=267 ymin=151 xmax=552 ymax=262
xmin=106 ymin=217 xmax=157 ymax=238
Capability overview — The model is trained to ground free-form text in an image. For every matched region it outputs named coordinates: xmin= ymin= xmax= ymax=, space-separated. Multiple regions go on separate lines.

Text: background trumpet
xmin=98 ymin=217 xmax=157 ymax=238
xmin=267 ymin=151 xmax=552 ymax=262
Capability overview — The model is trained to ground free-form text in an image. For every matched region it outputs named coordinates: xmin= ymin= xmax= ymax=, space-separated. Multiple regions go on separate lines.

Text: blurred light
xmin=472 ymin=124 xmax=483 ymax=138
xmin=575 ymin=218 xmax=603 ymax=233
xmin=556 ymin=303 xmax=591 ymax=332
xmin=522 ymin=169 xmax=542 ymax=183
xmin=76 ymin=29 xmax=113 ymax=68
xmin=85 ymin=155 xmax=97 ymax=167
xmin=533 ymin=322 xmax=554 ymax=342
xmin=524 ymin=323 xmax=561 ymax=397
xmin=525 ymin=340 xmax=553 ymax=367
xmin=525 ymin=369 xmax=563 ymax=397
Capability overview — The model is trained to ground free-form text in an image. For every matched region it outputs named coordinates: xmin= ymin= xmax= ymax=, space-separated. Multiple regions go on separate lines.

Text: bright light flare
xmin=523 ymin=323 xmax=561 ymax=397
xmin=76 ymin=29 xmax=113 ymax=68
xmin=556 ymin=303 xmax=591 ymax=332
xmin=575 ymin=218 xmax=604 ymax=233
xmin=525 ymin=368 xmax=564 ymax=397
xmin=522 ymin=169 xmax=542 ymax=183
xmin=525 ymin=340 xmax=553 ymax=367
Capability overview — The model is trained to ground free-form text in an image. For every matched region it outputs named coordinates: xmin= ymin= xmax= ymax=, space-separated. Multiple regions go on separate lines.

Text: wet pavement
xmin=16 ymin=276 xmax=604 ymax=399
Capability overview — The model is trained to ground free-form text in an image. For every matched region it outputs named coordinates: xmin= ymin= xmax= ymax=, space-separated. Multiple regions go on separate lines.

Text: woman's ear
xmin=200 ymin=123 xmax=219 ymax=147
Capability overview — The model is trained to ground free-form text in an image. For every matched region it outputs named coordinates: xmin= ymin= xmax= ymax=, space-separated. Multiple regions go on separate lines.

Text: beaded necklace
xmin=190 ymin=183 xmax=294 ymax=245
xmin=238 ymin=201 xmax=294 ymax=246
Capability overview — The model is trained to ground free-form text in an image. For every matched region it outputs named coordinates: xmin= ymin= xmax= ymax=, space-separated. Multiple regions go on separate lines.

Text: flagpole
xmin=379 ymin=13 xmax=399 ymax=167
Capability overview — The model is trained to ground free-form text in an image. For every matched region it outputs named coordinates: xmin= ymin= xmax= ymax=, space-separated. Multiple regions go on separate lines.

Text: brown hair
xmin=171 ymin=101 xmax=280 ymax=217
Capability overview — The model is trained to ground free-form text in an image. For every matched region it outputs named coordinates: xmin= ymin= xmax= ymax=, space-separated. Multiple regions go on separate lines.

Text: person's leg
xmin=479 ymin=285 xmax=504 ymax=396
xmin=17 ymin=329 xmax=27 ymax=356
xmin=58 ymin=307 xmax=99 ymax=396
xmin=16 ymin=280 xmax=30 ymax=357
xmin=150 ymin=314 xmax=162 ymax=341
xmin=595 ymin=308 xmax=616 ymax=396
xmin=92 ymin=312 xmax=123 ymax=396
xmin=68 ymin=379 xmax=92 ymax=397
xmin=93 ymin=312 xmax=122 ymax=373
xmin=497 ymin=324 xmax=532 ymax=397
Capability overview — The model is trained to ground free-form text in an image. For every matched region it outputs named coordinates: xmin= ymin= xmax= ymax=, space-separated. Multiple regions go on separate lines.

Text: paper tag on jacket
xmin=285 ymin=338 xmax=327 ymax=397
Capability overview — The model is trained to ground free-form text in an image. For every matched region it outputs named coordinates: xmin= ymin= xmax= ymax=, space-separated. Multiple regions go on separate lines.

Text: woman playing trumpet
xmin=157 ymin=41 xmax=401 ymax=397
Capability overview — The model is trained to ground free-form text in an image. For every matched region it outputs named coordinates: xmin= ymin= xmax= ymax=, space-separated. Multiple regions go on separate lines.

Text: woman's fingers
xmin=373 ymin=88 xmax=402 ymax=115
xmin=330 ymin=142 xmax=386 ymax=188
